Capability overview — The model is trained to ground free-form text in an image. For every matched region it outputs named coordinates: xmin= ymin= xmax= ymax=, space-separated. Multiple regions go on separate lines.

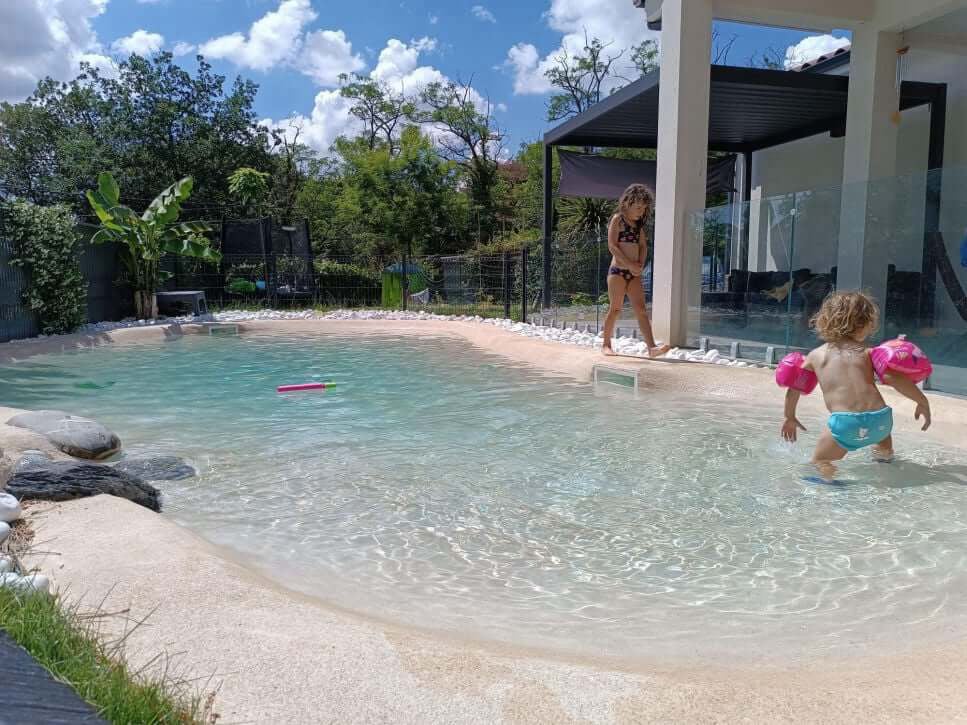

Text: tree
xmin=338 ymin=73 xmax=416 ymax=153
xmin=417 ymin=80 xmax=504 ymax=244
xmin=319 ymin=128 xmax=466 ymax=262
xmin=749 ymin=46 xmax=786 ymax=70
xmin=630 ymin=39 xmax=660 ymax=76
xmin=86 ymin=172 xmax=221 ymax=319
xmin=268 ymin=123 xmax=314 ymax=225
xmin=545 ymin=35 xmax=629 ymax=122
xmin=228 ymin=167 xmax=270 ymax=218
xmin=0 ymin=53 xmax=273 ymax=211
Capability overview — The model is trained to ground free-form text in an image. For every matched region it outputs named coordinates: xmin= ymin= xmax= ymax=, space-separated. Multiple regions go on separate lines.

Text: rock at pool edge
xmin=7 ymin=410 xmax=121 ymax=460
xmin=6 ymin=462 xmax=160 ymax=512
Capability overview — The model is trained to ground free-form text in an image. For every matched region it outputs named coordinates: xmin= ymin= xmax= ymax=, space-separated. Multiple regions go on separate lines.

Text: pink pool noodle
xmin=870 ymin=335 xmax=932 ymax=384
xmin=277 ymin=382 xmax=330 ymax=393
xmin=775 ymin=352 xmax=818 ymax=394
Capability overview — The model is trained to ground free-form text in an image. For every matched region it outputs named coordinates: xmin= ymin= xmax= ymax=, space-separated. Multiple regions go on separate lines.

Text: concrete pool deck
xmin=5 ymin=319 xmax=967 ymax=723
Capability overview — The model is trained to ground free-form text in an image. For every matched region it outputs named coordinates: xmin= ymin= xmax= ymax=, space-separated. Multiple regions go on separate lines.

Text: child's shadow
xmin=870 ymin=460 xmax=967 ymax=490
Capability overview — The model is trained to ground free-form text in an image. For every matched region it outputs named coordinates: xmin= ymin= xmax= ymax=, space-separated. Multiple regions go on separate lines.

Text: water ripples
xmin=2 ymin=334 xmax=967 ymax=661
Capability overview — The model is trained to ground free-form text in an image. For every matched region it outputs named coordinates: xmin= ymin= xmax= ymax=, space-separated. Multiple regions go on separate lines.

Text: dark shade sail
xmin=558 ymin=150 xmax=736 ymax=200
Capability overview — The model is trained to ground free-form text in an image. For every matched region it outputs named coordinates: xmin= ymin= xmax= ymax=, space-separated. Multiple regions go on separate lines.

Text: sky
xmin=1 ymin=0 xmax=852 ymax=156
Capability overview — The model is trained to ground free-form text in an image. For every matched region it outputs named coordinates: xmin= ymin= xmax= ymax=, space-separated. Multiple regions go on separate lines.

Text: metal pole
xmin=740 ymin=150 xmax=753 ymax=272
xmin=502 ymin=252 xmax=511 ymax=319
xmin=542 ymin=144 xmax=553 ymax=310
xmin=401 ymin=252 xmax=408 ymax=311
xmin=919 ymin=85 xmax=947 ymax=328
xmin=520 ymin=247 xmax=528 ymax=324
xmin=784 ymin=195 xmax=798 ymax=353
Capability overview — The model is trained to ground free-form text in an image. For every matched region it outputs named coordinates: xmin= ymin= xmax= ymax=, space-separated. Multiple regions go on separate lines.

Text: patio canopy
xmin=543 ymin=65 xmax=942 ymax=153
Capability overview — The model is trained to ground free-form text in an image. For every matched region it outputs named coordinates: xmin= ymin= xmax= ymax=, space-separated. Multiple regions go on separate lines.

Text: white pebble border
xmin=0 ymin=493 xmax=49 ymax=595
xmin=69 ymin=308 xmax=768 ymax=369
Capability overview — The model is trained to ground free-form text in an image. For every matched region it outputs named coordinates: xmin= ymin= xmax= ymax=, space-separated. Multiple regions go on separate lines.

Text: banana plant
xmin=86 ymin=172 xmax=220 ymax=319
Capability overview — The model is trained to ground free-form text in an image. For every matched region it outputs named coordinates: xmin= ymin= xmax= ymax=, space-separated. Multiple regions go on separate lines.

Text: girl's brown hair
xmin=810 ymin=290 xmax=880 ymax=342
xmin=617 ymin=183 xmax=654 ymax=223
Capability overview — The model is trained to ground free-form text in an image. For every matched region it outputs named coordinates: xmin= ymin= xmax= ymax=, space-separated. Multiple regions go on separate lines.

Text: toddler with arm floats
xmin=777 ymin=291 xmax=933 ymax=480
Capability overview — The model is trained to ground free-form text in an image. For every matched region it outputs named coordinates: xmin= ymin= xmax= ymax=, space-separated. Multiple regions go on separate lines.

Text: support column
xmin=651 ymin=0 xmax=713 ymax=347
xmin=836 ymin=27 xmax=902 ymax=308
xmin=542 ymin=144 xmax=553 ymax=310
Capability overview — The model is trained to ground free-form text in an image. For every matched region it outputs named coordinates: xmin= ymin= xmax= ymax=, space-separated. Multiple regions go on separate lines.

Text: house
xmin=543 ymin=0 xmax=967 ymax=395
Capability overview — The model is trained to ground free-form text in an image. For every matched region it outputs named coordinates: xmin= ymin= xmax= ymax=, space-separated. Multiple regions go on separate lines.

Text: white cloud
xmin=266 ymin=36 xmax=492 ymax=156
xmin=496 ymin=102 xmax=508 ymax=112
xmin=298 ymin=29 xmax=365 ymax=85
xmin=784 ymin=34 xmax=850 ymax=69
xmin=472 ymin=5 xmax=496 ymax=23
xmin=503 ymin=0 xmax=658 ymax=96
xmin=172 ymin=41 xmax=196 ymax=57
xmin=429 ymin=14 xmax=439 ymax=25
xmin=262 ymin=90 xmax=359 ymax=153
xmin=112 ymin=29 xmax=165 ymax=56
xmin=0 ymin=0 xmax=111 ymax=102
xmin=199 ymin=0 xmax=316 ymax=71
xmin=199 ymin=0 xmax=366 ymax=87
xmin=504 ymin=42 xmax=551 ymax=94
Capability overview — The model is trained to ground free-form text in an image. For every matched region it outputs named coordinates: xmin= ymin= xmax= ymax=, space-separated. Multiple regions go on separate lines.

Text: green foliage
xmin=557 ymin=196 xmax=613 ymax=242
xmin=312 ymin=128 xmax=466 ymax=259
xmin=314 ymin=258 xmax=381 ymax=306
xmin=0 ymin=588 xmax=214 ymax=724
xmin=6 ymin=200 xmax=87 ymax=334
xmin=86 ymin=172 xmax=221 ymax=318
xmin=339 ymin=73 xmax=416 ymax=152
xmin=416 ymin=80 xmax=503 ymax=243
xmin=227 ymin=278 xmax=258 ymax=295
xmin=631 ymin=39 xmax=660 ymax=75
xmin=228 ymin=167 xmax=270 ymax=217
xmin=570 ymin=292 xmax=593 ymax=306
xmin=0 ymin=53 xmax=272 ymax=209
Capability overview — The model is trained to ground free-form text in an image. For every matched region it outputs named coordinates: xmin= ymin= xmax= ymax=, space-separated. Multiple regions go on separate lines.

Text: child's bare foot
xmin=602 ymin=346 xmax=617 ymax=357
xmin=647 ymin=343 xmax=671 ymax=358
xmin=814 ymin=460 xmax=838 ymax=481
xmin=872 ymin=447 xmax=895 ymax=463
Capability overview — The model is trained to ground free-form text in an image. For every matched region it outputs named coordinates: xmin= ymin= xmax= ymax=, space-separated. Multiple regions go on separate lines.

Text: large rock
xmin=14 ymin=450 xmax=52 ymax=473
xmin=114 ymin=455 xmax=196 ymax=481
xmin=6 ymin=462 xmax=160 ymax=512
xmin=6 ymin=411 xmax=121 ymax=460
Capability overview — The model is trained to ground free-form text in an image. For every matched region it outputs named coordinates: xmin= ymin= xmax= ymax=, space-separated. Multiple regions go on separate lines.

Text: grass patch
xmin=0 ymin=587 xmax=217 ymax=724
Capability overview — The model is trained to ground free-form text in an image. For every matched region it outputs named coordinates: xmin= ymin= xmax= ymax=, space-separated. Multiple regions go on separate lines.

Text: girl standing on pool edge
xmin=602 ymin=184 xmax=670 ymax=357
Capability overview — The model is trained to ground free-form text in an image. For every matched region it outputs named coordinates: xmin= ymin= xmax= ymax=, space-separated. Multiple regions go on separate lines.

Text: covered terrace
xmin=542 ymin=30 xmax=948 ymax=347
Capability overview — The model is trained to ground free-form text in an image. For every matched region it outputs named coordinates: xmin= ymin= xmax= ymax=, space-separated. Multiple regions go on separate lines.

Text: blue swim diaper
xmin=827 ymin=407 xmax=893 ymax=451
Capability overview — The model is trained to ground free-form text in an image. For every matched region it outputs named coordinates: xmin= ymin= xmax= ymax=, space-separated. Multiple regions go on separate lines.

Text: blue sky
xmin=3 ymin=0 xmax=851 ymax=155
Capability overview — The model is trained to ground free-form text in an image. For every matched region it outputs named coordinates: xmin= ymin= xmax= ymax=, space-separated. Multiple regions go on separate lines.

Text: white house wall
xmin=746 ymin=47 xmax=966 ymax=333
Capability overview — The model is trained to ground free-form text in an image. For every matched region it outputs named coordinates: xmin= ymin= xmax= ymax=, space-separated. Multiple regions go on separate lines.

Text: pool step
xmin=207 ymin=324 xmax=240 ymax=336
xmin=592 ymin=364 xmax=641 ymax=395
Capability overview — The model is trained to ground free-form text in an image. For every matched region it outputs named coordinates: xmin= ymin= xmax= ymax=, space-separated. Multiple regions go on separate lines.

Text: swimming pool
xmin=2 ymin=331 xmax=967 ymax=663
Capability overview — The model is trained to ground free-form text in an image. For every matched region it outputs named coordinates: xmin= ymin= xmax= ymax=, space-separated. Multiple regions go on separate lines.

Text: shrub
xmin=314 ymin=259 xmax=380 ymax=305
xmin=6 ymin=201 xmax=87 ymax=335
xmin=227 ymin=278 xmax=258 ymax=295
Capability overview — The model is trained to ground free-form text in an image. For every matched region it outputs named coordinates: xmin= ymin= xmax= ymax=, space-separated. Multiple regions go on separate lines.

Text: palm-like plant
xmin=86 ymin=172 xmax=220 ymax=319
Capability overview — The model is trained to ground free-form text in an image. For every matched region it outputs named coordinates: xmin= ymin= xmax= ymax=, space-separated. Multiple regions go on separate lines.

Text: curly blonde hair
xmin=617 ymin=183 xmax=654 ymax=223
xmin=810 ymin=290 xmax=880 ymax=342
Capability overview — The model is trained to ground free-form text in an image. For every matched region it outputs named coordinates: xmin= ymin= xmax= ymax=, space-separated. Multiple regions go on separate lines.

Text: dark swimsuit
xmin=609 ymin=216 xmax=643 ymax=282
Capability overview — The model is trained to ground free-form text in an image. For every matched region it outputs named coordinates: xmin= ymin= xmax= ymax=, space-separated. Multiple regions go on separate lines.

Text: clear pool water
xmin=3 ymin=333 xmax=967 ymax=663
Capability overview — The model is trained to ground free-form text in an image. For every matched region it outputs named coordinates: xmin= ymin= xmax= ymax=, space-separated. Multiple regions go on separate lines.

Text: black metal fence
xmin=0 ymin=217 xmax=661 ymax=341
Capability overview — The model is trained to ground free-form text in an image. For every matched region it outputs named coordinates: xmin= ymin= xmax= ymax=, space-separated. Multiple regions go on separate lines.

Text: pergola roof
xmin=543 ymin=65 xmax=942 ymax=153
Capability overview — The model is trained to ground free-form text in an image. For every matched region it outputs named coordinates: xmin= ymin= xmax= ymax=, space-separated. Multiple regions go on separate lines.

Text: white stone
xmin=0 ymin=572 xmax=50 ymax=595
xmin=0 ymin=556 xmax=13 ymax=573
xmin=0 ymin=521 xmax=9 ymax=545
xmin=0 ymin=493 xmax=22 ymax=523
